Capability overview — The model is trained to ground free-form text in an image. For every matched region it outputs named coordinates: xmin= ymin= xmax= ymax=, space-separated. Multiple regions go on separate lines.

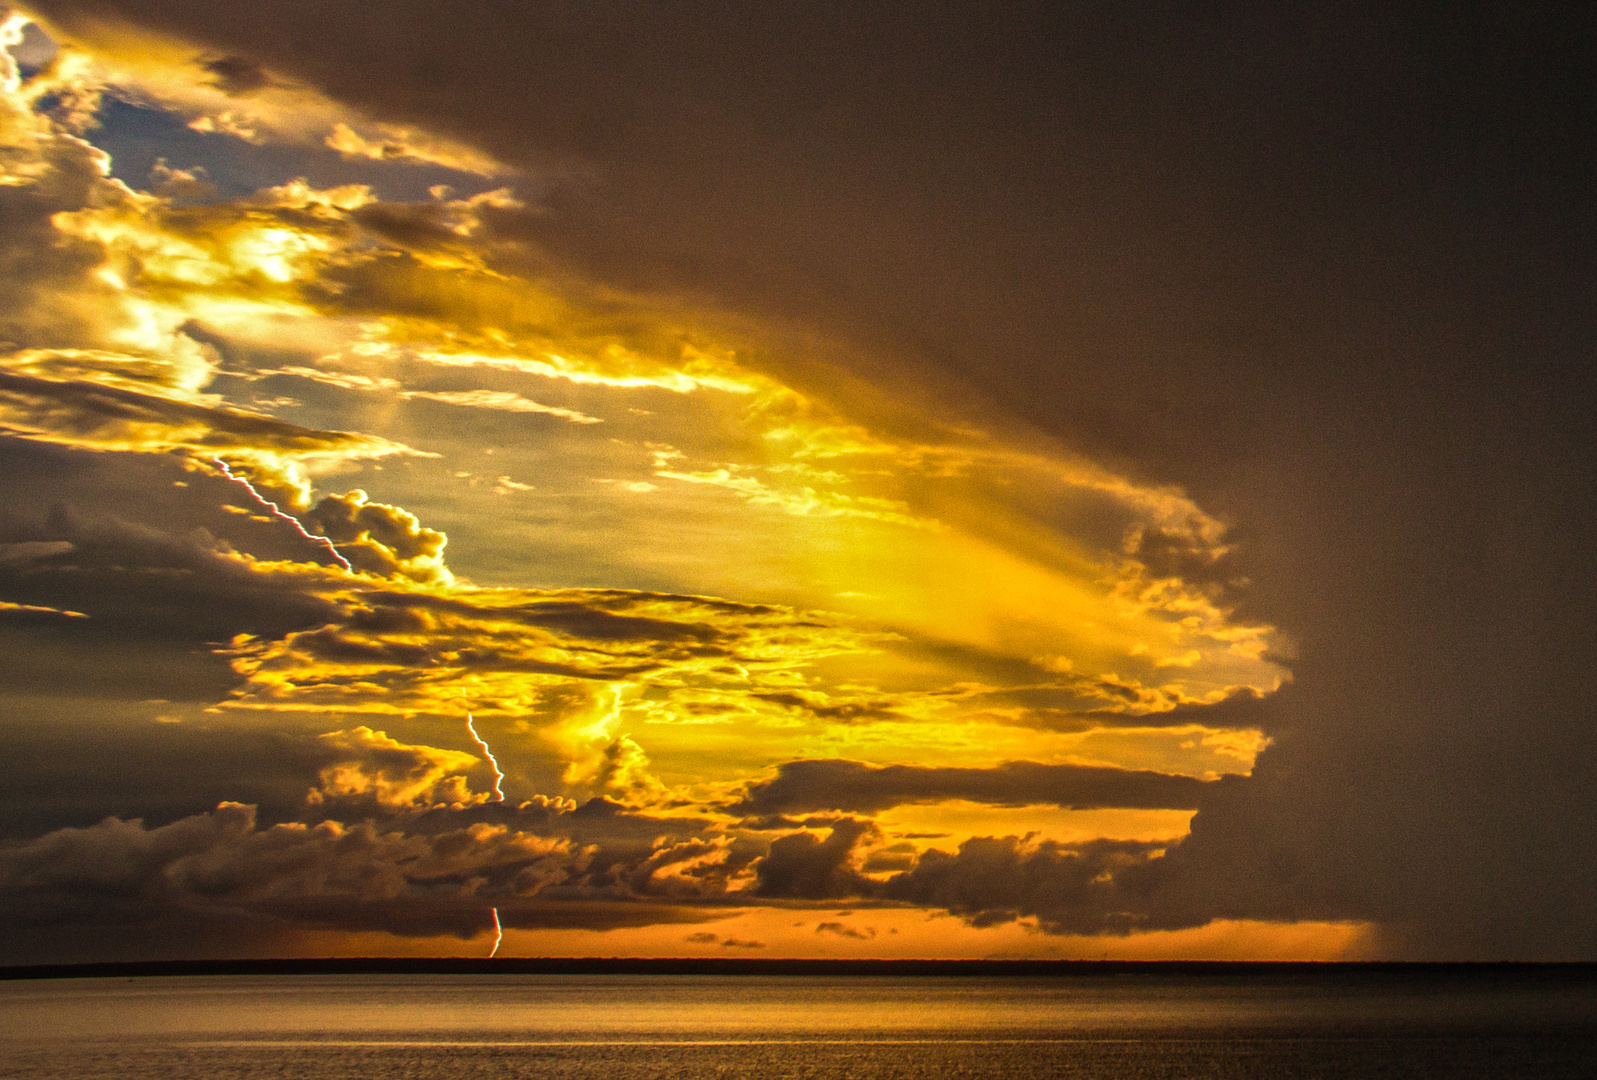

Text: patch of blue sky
xmin=85 ymin=95 xmax=503 ymax=204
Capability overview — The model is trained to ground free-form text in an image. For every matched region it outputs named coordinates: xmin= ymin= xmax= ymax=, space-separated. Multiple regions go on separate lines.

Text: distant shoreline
xmin=5 ymin=958 xmax=1597 ymax=981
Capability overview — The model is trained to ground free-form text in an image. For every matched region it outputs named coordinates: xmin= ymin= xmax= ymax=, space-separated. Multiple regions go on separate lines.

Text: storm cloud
xmin=3 ymin=1 xmax=1594 ymax=960
xmin=732 ymin=759 xmax=1214 ymax=817
xmin=881 ymin=835 xmax=1174 ymax=936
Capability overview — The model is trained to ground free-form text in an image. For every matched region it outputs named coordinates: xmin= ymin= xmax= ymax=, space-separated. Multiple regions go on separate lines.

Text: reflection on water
xmin=2 ymin=973 xmax=1594 ymax=1078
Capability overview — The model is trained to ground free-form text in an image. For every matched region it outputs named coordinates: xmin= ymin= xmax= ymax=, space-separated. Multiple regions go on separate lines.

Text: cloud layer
xmin=10 ymin=1 xmax=1591 ymax=961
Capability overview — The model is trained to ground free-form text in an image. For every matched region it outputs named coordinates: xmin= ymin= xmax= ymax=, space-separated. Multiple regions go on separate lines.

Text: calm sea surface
xmin=1 ymin=972 xmax=1594 ymax=1078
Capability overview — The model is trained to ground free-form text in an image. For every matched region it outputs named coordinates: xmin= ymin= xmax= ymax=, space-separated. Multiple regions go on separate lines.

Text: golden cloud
xmin=308 ymin=725 xmax=481 ymax=809
xmin=0 ymin=14 xmax=1300 ymax=955
xmin=222 ymin=585 xmax=884 ymax=717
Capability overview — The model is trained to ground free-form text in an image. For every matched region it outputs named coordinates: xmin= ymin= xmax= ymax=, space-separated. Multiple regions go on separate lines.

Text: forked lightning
xmin=211 ymin=458 xmax=353 ymax=572
xmin=465 ymin=712 xmax=507 ymax=802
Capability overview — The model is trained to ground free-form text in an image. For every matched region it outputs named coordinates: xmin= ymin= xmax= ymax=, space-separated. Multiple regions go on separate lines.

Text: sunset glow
xmin=3 ymin=1 xmax=1592 ymax=966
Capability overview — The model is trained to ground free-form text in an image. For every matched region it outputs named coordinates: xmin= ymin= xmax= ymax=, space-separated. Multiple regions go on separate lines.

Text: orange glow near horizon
xmin=274 ymin=913 xmax=1376 ymax=963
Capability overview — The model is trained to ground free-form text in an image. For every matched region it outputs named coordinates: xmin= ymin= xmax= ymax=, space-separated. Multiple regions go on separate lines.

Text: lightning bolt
xmin=210 ymin=458 xmax=353 ymax=572
xmin=489 ymin=907 xmax=503 ymax=958
xmin=465 ymin=712 xmax=506 ymax=802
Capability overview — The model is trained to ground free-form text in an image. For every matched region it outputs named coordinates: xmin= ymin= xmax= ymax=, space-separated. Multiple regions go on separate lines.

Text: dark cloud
xmin=345 ymin=198 xmax=515 ymax=261
xmin=388 ymin=797 xmax=760 ymax=906
xmin=915 ymin=682 xmax=1283 ymax=735
xmin=1061 ymin=687 xmax=1280 ymax=732
xmin=0 ymin=450 xmax=341 ymax=699
xmin=0 ymin=783 xmax=1198 ymax=958
xmin=359 ymin=589 xmax=782 ymax=638
xmin=732 ymin=759 xmax=1212 ymax=817
xmin=200 ymin=54 xmax=268 ymax=96
xmin=752 ymin=691 xmax=904 ymax=724
xmin=362 ymin=796 xmax=715 ymax=851
xmin=859 ymin=841 xmax=917 ymax=874
xmin=0 ymin=798 xmax=740 ymax=960
xmin=356 ymin=591 xmax=740 ymax=646
xmin=253 ymin=896 xmax=721 ymax=938
xmin=0 ymin=366 xmax=405 ymax=458
xmin=882 ymin=835 xmax=1173 ymax=936
xmin=0 ymin=710 xmax=337 ymax=838
xmin=1122 ymin=523 xmax=1237 ymax=588
xmin=753 ymin=818 xmax=877 ymax=900
xmin=0 ymin=431 xmax=370 ymax=716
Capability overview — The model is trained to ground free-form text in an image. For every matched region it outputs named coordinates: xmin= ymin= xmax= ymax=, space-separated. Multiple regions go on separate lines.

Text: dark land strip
xmin=5 ymin=958 xmax=1597 ymax=981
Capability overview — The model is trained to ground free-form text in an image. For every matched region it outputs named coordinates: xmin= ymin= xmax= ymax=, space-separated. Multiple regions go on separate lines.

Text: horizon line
xmin=7 ymin=957 xmax=1596 ymax=982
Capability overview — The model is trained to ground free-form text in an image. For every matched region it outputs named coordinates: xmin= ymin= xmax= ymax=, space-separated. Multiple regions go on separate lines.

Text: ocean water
xmin=1 ymin=972 xmax=1594 ymax=1078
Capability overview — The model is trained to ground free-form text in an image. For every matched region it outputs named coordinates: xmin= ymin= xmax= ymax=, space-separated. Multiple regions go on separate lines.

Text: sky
xmin=0 ymin=2 xmax=1591 ymax=964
